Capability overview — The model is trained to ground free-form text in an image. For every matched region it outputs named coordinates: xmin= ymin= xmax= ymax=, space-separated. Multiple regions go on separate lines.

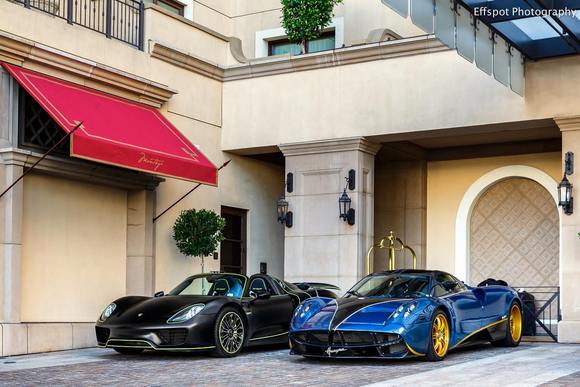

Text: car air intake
xmin=95 ymin=327 xmax=110 ymax=344
xmin=155 ymin=329 xmax=188 ymax=346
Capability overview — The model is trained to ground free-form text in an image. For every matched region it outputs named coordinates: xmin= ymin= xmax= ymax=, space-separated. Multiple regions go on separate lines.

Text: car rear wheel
xmin=213 ymin=307 xmax=246 ymax=357
xmin=113 ymin=348 xmax=144 ymax=355
xmin=493 ymin=301 xmax=522 ymax=347
xmin=426 ymin=310 xmax=450 ymax=361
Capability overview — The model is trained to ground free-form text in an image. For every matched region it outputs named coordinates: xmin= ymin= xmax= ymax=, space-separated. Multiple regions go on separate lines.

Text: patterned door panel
xmin=469 ymin=178 xmax=559 ymax=287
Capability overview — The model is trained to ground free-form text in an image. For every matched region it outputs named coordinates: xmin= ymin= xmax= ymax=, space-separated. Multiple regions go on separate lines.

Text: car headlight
xmin=392 ymin=303 xmax=417 ymax=319
xmin=99 ymin=303 xmax=116 ymax=321
xmin=167 ymin=304 xmax=205 ymax=324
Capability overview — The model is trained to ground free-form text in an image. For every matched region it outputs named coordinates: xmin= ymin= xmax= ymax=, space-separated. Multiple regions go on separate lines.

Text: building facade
xmin=0 ymin=0 xmax=578 ymax=355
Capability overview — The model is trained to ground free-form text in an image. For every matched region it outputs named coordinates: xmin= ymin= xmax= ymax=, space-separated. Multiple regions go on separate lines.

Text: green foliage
xmin=172 ymin=209 xmax=225 ymax=258
xmin=281 ymin=0 xmax=343 ymax=53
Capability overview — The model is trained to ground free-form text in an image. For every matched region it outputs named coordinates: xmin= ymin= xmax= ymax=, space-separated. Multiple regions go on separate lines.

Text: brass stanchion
xmin=366 ymin=231 xmax=417 ymax=275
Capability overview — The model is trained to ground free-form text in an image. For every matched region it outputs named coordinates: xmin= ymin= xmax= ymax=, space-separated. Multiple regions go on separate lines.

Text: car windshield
xmin=168 ymin=274 xmax=246 ymax=298
xmin=346 ymin=273 xmax=431 ymax=298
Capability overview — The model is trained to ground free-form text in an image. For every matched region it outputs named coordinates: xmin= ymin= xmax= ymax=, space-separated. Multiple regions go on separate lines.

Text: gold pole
xmin=364 ymin=230 xmax=419 ymax=274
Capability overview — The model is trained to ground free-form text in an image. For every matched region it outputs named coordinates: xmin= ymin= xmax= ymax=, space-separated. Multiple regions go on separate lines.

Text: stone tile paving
xmin=0 ymin=343 xmax=576 ymax=387
xmin=540 ymin=371 xmax=580 ymax=387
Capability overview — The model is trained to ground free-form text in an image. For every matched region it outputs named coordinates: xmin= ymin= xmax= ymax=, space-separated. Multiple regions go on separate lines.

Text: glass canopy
xmin=460 ymin=0 xmax=580 ymax=60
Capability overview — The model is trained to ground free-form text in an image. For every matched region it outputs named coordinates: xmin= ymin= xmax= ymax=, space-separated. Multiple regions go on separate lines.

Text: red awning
xmin=2 ymin=63 xmax=217 ymax=185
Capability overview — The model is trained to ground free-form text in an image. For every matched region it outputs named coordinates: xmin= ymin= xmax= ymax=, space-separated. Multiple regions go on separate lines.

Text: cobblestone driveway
xmin=0 ymin=342 xmax=579 ymax=386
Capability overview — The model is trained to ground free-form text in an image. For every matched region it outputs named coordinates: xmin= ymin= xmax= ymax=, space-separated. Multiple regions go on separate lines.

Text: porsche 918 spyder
xmin=289 ymin=270 xmax=522 ymax=361
xmin=96 ymin=273 xmax=337 ymax=357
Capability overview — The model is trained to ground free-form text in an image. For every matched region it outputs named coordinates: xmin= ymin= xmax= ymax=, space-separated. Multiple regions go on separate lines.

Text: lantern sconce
xmin=277 ymin=195 xmax=293 ymax=227
xmin=339 ymin=170 xmax=356 ymax=225
xmin=558 ymin=151 xmax=574 ymax=215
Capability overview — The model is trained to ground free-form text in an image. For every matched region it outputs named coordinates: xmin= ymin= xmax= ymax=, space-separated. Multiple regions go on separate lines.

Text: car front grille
xmin=155 ymin=329 xmax=188 ymax=346
xmin=95 ymin=327 xmax=110 ymax=344
xmin=334 ymin=331 xmax=401 ymax=346
xmin=293 ymin=331 xmax=329 ymax=345
xmin=294 ymin=331 xmax=401 ymax=347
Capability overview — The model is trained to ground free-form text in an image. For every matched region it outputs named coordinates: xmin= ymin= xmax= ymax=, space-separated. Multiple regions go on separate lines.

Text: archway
xmin=455 ymin=165 xmax=560 ymax=282
xmin=469 ymin=177 xmax=559 ymax=286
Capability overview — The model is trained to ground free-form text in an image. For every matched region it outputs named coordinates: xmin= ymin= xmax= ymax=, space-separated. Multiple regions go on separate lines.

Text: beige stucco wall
xmin=219 ymin=155 xmax=285 ymax=277
xmin=222 ymin=49 xmax=580 ymax=153
xmin=21 ymin=174 xmax=127 ymax=322
xmin=426 ymin=152 xmax=562 ymax=277
xmin=153 ymin=152 xmax=284 ymax=292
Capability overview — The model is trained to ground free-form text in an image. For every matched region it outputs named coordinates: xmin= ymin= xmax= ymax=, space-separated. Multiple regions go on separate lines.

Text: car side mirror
xmin=296 ymin=283 xmax=310 ymax=291
xmin=154 ymin=291 xmax=165 ymax=298
xmin=250 ymin=290 xmax=271 ymax=300
xmin=442 ymin=281 xmax=458 ymax=291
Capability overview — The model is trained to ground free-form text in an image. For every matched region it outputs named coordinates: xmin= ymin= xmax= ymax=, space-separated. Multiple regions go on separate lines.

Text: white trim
xmin=254 ymin=17 xmax=345 ymax=58
xmin=454 ymin=165 xmax=559 ymax=282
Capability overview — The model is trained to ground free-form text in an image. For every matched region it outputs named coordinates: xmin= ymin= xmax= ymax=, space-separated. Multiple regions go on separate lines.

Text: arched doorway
xmin=469 ymin=178 xmax=559 ymax=287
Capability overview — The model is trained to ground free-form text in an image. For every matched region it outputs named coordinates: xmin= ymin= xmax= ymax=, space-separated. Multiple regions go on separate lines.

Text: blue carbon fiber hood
xmin=291 ymin=297 xmax=412 ymax=331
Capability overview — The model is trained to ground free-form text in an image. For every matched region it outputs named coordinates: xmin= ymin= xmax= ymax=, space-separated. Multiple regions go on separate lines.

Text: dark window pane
xmin=269 ymin=41 xmax=302 ymax=56
xmin=307 ymin=35 xmax=335 ymax=53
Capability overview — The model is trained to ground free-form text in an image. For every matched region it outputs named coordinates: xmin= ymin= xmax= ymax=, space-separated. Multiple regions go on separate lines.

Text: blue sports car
xmin=289 ymin=270 xmax=522 ymax=361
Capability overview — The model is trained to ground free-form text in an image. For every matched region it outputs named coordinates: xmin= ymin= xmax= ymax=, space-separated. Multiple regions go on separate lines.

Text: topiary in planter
xmin=281 ymin=0 xmax=343 ymax=54
xmin=172 ymin=209 xmax=225 ymax=273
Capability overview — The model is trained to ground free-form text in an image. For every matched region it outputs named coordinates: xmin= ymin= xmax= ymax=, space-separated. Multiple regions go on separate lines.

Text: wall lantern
xmin=277 ymin=195 xmax=293 ymax=227
xmin=558 ymin=175 xmax=573 ymax=215
xmin=558 ymin=151 xmax=574 ymax=215
xmin=339 ymin=171 xmax=356 ymax=225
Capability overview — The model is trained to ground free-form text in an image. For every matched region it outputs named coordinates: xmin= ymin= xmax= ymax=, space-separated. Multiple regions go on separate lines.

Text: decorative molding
xmin=555 ymin=116 xmax=580 ymax=132
xmin=454 ymin=165 xmax=559 ymax=282
xmin=0 ymin=31 xmax=177 ymax=107
xmin=279 ymin=137 xmax=382 ymax=157
xmin=0 ymin=148 xmax=163 ymax=191
xmin=149 ymin=42 xmax=225 ymax=81
xmin=224 ymin=35 xmax=448 ymax=82
xmin=149 ymin=35 xmax=448 ymax=83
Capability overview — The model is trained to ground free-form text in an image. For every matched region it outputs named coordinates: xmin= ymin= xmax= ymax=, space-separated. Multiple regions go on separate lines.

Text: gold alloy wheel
xmin=218 ymin=311 xmax=245 ymax=354
xmin=432 ymin=314 xmax=450 ymax=358
xmin=509 ymin=303 xmax=523 ymax=342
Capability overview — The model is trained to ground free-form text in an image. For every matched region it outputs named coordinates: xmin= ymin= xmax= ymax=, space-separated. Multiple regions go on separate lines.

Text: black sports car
xmin=96 ymin=272 xmax=337 ymax=357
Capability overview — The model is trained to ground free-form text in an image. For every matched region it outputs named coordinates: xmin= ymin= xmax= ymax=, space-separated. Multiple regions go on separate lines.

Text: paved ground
xmin=0 ymin=342 xmax=579 ymax=386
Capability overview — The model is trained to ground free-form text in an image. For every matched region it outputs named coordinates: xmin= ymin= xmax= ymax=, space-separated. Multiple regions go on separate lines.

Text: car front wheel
xmin=213 ymin=307 xmax=246 ymax=357
xmin=426 ymin=310 xmax=450 ymax=361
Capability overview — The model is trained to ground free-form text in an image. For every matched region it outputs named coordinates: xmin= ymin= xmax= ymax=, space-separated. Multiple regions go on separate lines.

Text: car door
xmin=434 ymin=272 xmax=484 ymax=335
xmin=244 ymin=275 xmax=294 ymax=340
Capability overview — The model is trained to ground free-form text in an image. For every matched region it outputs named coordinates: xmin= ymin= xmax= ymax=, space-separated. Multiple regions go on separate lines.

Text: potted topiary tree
xmin=172 ymin=209 xmax=226 ymax=275
xmin=281 ymin=0 xmax=343 ymax=54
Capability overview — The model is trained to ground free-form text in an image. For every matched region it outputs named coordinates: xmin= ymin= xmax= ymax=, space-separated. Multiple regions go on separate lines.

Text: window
xmin=268 ymin=31 xmax=336 ymax=56
xmin=143 ymin=0 xmax=184 ymax=16
xmin=18 ymin=88 xmax=69 ymax=155
xmin=434 ymin=272 xmax=467 ymax=295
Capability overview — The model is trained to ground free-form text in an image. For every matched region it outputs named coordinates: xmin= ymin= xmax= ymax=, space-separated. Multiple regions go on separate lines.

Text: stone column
xmin=0 ymin=163 xmax=23 ymax=324
xmin=126 ymin=190 xmax=156 ymax=296
xmin=555 ymin=116 xmax=580 ymax=343
xmin=279 ymin=137 xmax=381 ymax=291
xmin=0 ymin=67 xmax=22 ymax=324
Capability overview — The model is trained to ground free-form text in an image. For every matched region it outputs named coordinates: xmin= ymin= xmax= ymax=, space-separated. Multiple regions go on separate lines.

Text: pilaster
xmin=126 ymin=190 xmax=156 ymax=296
xmin=554 ymin=116 xmax=580 ymax=343
xmin=279 ymin=137 xmax=381 ymax=291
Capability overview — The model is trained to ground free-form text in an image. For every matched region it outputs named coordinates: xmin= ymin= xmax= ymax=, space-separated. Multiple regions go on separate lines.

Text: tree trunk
xmin=300 ymin=39 xmax=307 ymax=54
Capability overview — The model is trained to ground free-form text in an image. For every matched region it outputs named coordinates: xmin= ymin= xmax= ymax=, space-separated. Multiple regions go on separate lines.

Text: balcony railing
xmin=11 ymin=0 xmax=144 ymax=49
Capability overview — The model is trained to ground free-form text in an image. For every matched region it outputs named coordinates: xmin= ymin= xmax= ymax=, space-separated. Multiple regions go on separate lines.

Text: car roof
xmin=372 ymin=269 xmax=438 ymax=276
